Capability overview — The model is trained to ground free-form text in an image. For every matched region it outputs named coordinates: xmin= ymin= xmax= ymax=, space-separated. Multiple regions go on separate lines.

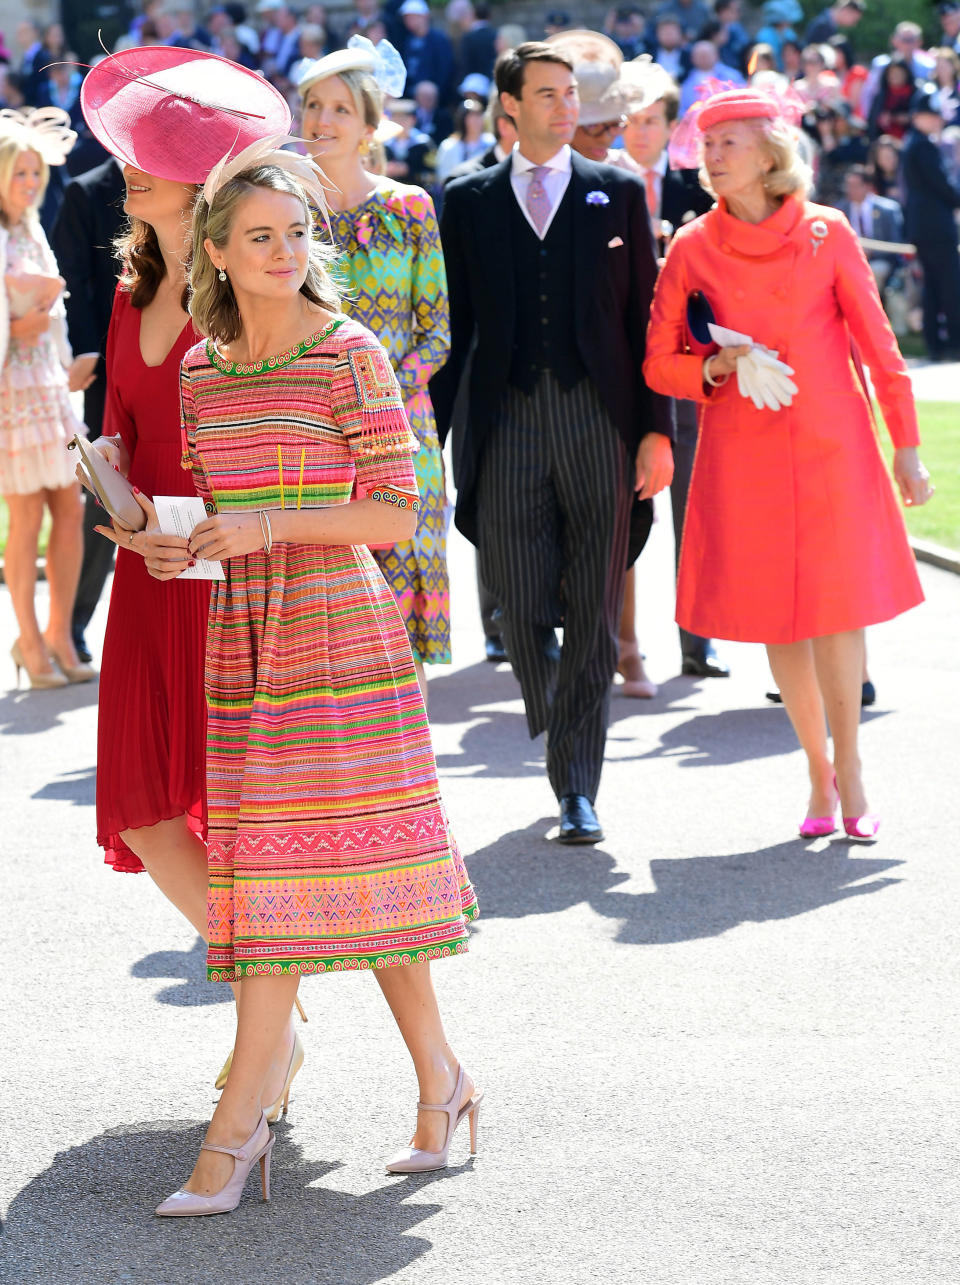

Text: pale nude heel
xmin=264 ymin=1031 xmax=305 ymax=1124
xmin=155 ymin=1113 xmax=274 ymax=1217
xmin=385 ymin=1066 xmax=484 ymax=1174
xmin=215 ymin=996 xmax=307 ymax=1090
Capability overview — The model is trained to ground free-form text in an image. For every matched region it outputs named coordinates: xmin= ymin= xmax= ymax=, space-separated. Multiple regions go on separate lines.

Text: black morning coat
xmin=429 ymin=150 xmax=675 ymax=547
xmin=50 ymin=159 xmax=127 ymax=372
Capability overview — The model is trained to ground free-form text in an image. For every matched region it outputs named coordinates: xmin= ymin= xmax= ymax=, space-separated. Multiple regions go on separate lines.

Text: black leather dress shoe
xmin=681 ymin=643 xmax=730 ymax=678
xmin=484 ymin=635 xmax=508 ymax=663
xmin=557 ymin=794 xmax=604 ymax=844
xmin=768 ymin=681 xmax=877 ymax=707
xmin=73 ymin=634 xmax=93 ymax=664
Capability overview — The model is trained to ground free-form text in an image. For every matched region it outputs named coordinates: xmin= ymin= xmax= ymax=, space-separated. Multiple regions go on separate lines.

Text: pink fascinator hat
xmin=668 ymin=78 xmax=805 ymax=170
xmin=80 ymin=46 xmax=292 ymax=183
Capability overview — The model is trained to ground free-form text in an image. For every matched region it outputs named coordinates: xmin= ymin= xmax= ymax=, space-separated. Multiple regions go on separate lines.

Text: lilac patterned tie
xmin=525 ymin=165 xmax=551 ymax=237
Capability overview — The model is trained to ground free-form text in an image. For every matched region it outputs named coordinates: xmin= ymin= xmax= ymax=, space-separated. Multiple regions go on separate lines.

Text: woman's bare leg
xmin=182 ymin=974 xmax=300 ymax=1195
xmin=373 ymin=961 xmax=474 ymax=1151
xmin=617 ymin=566 xmax=655 ymax=690
xmin=766 ymin=639 xmax=836 ymax=817
xmin=122 ymin=816 xmax=241 ymax=1009
xmin=41 ymin=483 xmax=84 ymax=668
xmin=414 ymin=658 xmax=427 ymax=709
xmin=3 ymin=491 xmax=54 ymax=675
xmin=812 ymin=628 xmax=868 ymax=817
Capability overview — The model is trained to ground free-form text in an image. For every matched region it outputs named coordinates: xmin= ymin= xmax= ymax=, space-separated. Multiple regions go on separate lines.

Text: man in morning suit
xmin=50 ymin=157 xmax=126 ymax=663
xmin=442 ymin=93 xmax=518 ymax=665
xmin=838 ymin=164 xmax=904 ymax=296
xmin=431 ymin=42 xmax=674 ymax=844
xmin=619 ymin=65 xmax=728 ymax=678
xmin=901 ymin=87 xmax=960 ymax=360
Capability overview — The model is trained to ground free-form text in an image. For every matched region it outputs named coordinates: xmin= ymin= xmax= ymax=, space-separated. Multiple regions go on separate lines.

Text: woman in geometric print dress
xmin=298 ymin=44 xmax=451 ymax=694
xmin=152 ymin=158 xmax=478 ymax=1217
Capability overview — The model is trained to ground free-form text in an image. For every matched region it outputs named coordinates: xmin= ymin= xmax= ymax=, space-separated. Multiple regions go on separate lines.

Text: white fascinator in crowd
xmin=296 ymin=35 xmax=408 ymax=100
xmin=0 ymin=107 xmax=77 ymax=165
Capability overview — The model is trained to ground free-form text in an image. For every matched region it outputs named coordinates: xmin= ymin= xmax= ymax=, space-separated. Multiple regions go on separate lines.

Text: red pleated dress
xmin=96 ymin=286 xmax=209 ymax=871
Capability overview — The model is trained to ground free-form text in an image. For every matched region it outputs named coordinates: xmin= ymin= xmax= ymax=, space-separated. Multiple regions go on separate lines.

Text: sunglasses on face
xmin=582 ymin=116 xmax=627 ymax=137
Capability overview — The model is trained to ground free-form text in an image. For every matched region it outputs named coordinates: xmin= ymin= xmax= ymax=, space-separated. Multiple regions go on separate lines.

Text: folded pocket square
xmin=608 ymin=236 xmax=624 ymax=248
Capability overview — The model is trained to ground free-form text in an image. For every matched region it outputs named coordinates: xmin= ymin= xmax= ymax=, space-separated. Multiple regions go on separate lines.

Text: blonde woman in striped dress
xmin=146 ymin=159 xmax=480 ymax=1218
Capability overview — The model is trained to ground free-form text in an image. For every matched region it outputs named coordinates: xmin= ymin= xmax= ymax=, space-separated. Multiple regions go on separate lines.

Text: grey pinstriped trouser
xmin=475 ymin=373 xmax=632 ymax=803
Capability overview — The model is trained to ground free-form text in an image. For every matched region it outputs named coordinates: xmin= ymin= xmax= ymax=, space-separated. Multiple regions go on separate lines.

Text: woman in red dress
xmin=79 ymin=47 xmax=299 ymax=1102
xmin=644 ymin=87 xmax=933 ymax=840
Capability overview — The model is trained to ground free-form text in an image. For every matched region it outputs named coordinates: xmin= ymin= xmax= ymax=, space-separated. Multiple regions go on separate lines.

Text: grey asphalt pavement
xmin=1 ymin=493 xmax=958 ymax=1285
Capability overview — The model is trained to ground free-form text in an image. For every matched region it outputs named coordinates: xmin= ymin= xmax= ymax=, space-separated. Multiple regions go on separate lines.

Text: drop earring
xmin=218 ymin=268 xmax=227 ymax=282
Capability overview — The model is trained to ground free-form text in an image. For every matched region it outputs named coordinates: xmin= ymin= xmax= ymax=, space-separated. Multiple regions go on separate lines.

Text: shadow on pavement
xmin=428 ymin=663 xmax=889 ymax=776
xmin=0 ymin=679 xmax=99 ymax=737
xmin=132 ymin=936 xmax=233 ymax=1007
xmin=467 ymin=821 xmax=903 ymax=945
xmin=0 ymin=1120 xmax=452 ymax=1284
xmin=31 ymin=765 xmax=96 ymax=807
xmin=622 ymin=706 xmax=889 ymax=767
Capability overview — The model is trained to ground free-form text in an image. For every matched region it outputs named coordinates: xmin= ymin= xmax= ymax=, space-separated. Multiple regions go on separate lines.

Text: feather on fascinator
xmin=0 ymin=107 xmax=77 ymax=165
xmin=202 ymin=133 xmax=333 ymax=222
xmin=668 ymin=78 xmax=806 ymax=170
xmin=296 ymin=35 xmax=407 ymax=99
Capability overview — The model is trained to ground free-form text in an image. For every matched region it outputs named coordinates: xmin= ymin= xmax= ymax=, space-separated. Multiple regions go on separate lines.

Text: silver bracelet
xmin=702 ymin=356 xmax=728 ymax=388
xmin=258 ymin=509 xmax=273 ymax=554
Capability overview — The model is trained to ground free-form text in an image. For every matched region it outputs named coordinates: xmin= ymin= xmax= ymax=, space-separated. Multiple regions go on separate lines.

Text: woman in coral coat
xmin=644 ymin=87 xmax=933 ymax=841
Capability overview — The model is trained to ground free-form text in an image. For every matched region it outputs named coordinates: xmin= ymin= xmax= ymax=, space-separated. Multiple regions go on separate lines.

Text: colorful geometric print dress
xmin=179 ymin=315 xmax=477 ymax=980
xmin=329 ymin=180 xmax=451 ymax=664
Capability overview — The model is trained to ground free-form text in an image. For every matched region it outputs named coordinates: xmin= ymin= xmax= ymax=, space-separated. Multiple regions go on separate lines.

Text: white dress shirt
xmin=850 ymin=194 xmax=874 ymax=238
xmin=642 ymin=150 xmax=669 ymax=218
xmin=510 ymin=145 xmax=573 ymax=240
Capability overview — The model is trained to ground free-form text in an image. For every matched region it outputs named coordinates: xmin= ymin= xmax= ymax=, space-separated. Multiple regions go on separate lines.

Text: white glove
xmin=707 ymin=323 xmax=798 ymax=411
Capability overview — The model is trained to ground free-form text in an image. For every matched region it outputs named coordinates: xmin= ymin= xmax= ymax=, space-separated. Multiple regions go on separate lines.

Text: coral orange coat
xmin=644 ymin=195 xmax=923 ymax=644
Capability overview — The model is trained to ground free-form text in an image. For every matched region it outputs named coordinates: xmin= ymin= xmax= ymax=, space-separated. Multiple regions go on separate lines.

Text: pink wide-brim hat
xmin=80 ymin=46 xmax=293 ymax=183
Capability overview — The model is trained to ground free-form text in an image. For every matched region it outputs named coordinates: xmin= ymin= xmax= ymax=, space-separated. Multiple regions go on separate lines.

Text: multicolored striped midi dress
xmin=329 ymin=181 xmax=451 ymax=665
xmin=179 ymin=316 xmax=477 ymax=981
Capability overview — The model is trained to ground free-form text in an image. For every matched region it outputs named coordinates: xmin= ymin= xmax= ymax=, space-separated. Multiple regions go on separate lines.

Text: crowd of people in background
xmin=2 ymin=0 xmax=960 ymax=354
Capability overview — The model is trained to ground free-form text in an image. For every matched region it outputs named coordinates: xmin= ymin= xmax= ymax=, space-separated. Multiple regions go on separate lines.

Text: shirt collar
xmin=512 ymin=144 xmax=572 ymax=176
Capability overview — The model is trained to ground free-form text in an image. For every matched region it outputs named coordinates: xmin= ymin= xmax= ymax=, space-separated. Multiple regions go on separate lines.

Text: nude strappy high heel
xmin=385 ymin=1066 xmax=484 ymax=1174
xmin=155 ymin=1112 xmax=274 ymax=1217
xmin=10 ymin=641 xmax=67 ymax=690
xmin=215 ymin=995 xmax=308 ymax=1090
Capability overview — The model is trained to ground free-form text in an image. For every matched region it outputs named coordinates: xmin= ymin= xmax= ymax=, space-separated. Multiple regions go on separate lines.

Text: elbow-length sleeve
xmin=333 ymin=335 xmax=420 ymax=512
xmin=103 ymin=287 xmax=136 ymax=453
xmin=394 ymin=191 xmax=451 ymax=395
xmin=643 ymin=233 xmax=716 ymax=405
xmin=178 ymin=361 xmax=212 ymax=506
xmin=831 ymin=218 xmax=920 ymax=448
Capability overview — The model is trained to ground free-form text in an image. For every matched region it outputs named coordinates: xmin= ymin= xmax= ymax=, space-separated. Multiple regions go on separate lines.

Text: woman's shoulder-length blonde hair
xmin=189 ymin=164 xmax=341 ymax=345
xmin=0 ymin=135 xmax=49 ymax=228
xmin=698 ymin=116 xmax=813 ymax=202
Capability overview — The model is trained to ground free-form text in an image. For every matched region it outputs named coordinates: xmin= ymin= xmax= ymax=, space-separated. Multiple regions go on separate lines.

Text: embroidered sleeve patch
xmin=348 ymin=346 xmax=401 ymax=413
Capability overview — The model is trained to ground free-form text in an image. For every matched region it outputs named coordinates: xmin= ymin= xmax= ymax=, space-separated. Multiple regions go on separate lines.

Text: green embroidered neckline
xmin=207 ymin=315 xmax=345 ymax=376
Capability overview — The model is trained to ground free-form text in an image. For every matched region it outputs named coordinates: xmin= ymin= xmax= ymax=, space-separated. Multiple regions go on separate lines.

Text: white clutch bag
xmin=68 ymin=434 xmax=146 ymax=531
xmin=5 ymin=269 xmax=63 ymax=318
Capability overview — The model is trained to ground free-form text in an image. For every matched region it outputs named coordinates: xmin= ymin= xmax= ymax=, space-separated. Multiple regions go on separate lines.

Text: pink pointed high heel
xmin=155 ymin=1112 xmax=273 ymax=1217
xmin=799 ymin=776 xmax=839 ymax=839
xmin=385 ymin=1066 xmax=483 ymax=1174
xmin=843 ymin=814 xmax=880 ymax=840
